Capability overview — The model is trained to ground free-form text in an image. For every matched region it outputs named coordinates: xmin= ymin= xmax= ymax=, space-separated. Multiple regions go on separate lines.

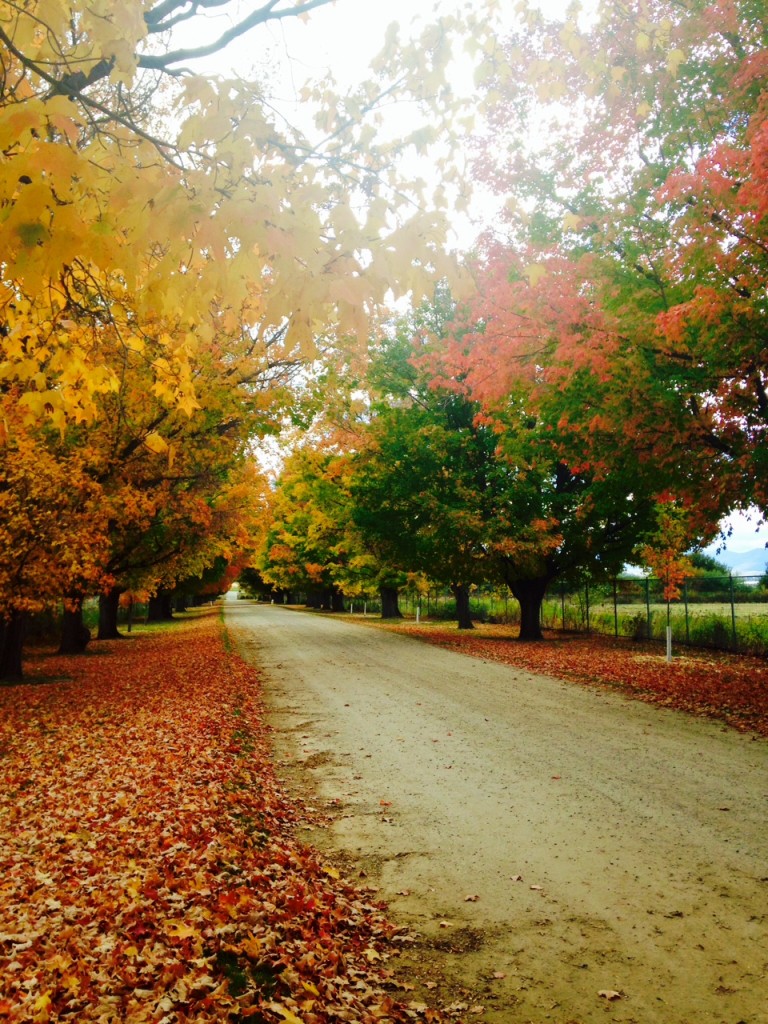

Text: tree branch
xmin=139 ymin=0 xmax=336 ymax=71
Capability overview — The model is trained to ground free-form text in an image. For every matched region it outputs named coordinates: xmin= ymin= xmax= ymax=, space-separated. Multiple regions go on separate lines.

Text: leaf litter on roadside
xmin=0 ymin=612 xmax=453 ymax=1024
xmin=392 ymin=625 xmax=768 ymax=736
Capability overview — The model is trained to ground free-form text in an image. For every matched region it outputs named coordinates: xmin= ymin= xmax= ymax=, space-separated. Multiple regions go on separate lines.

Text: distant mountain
xmin=703 ymin=545 xmax=767 ymax=577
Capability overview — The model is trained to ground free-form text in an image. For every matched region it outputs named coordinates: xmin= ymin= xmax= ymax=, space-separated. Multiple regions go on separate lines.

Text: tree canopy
xmin=3 ymin=0 xmax=766 ymax=664
xmin=0 ymin=0 xmax=502 ymax=676
xmin=470 ymin=0 xmax=768 ymax=523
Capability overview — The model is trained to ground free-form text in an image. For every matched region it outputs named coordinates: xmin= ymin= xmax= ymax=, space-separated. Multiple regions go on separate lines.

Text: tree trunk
xmin=379 ymin=585 xmax=403 ymax=619
xmin=97 ymin=586 xmax=124 ymax=640
xmin=59 ymin=596 xmax=91 ymax=654
xmin=507 ymin=577 xmax=549 ymax=641
xmin=306 ymin=591 xmax=322 ymax=609
xmin=146 ymin=592 xmax=174 ymax=622
xmin=330 ymin=588 xmax=345 ymax=613
xmin=451 ymin=583 xmax=474 ymax=630
xmin=0 ymin=611 xmax=26 ymax=682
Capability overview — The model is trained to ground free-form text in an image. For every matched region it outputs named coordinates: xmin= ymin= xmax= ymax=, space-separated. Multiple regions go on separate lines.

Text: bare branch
xmin=139 ymin=0 xmax=336 ymax=71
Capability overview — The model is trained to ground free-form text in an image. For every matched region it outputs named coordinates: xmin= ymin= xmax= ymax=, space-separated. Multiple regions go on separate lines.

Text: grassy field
xmin=414 ymin=590 xmax=768 ymax=657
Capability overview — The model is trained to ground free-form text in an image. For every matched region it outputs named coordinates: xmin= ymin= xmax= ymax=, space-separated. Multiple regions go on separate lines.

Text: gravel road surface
xmin=225 ymin=600 xmax=768 ymax=1024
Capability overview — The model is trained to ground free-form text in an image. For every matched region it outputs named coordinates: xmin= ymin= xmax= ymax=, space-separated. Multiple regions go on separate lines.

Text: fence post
xmin=683 ymin=579 xmax=690 ymax=645
xmin=612 ymin=579 xmax=618 ymax=637
xmin=666 ymin=602 xmax=672 ymax=662
xmin=645 ymin=577 xmax=651 ymax=640
xmin=729 ymin=575 xmax=737 ymax=651
xmin=585 ymin=582 xmax=590 ymax=633
xmin=561 ymin=587 xmax=566 ymax=631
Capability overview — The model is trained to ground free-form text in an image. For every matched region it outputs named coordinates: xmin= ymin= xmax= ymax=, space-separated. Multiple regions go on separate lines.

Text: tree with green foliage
xmin=347 ymin=306 xmax=504 ymax=630
xmin=342 ymin=295 xmax=661 ymax=638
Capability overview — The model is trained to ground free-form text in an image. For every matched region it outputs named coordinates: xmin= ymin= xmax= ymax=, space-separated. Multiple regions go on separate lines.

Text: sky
xmin=706 ymin=510 xmax=768 ymax=557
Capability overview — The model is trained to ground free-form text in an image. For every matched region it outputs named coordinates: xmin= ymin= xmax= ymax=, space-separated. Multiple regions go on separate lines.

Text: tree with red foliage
xmin=470 ymin=0 xmax=768 ymax=524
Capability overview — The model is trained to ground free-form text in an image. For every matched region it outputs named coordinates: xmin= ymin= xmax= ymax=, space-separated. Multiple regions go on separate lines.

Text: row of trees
xmin=3 ymin=0 xmax=766 ymax=667
xmin=254 ymin=293 xmax=673 ymax=637
xmin=0 ymin=0 xmax=501 ymax=679
xmin=255 ymin=0 xmax=768 ymax=632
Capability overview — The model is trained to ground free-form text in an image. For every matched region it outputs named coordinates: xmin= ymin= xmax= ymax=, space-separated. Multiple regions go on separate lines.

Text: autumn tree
xmin=0 ymin=0 xmax=501 ymax=672
xmin=0 ymin=419 xmax=110 ymax=678
xmin=347 ymin=318 xmax=501 ymax=630
xmin=400 ymin=286 xmax=671 ymax=639
xmin=88 ymin=316 xmax=292 ymax=639
xmin=258 ymin=446 xmax=352 ymax=611
xmin=0 ymin=0 xmax=497 ymax=433
xmin=470 ymin=0 xmax=768 ymax=525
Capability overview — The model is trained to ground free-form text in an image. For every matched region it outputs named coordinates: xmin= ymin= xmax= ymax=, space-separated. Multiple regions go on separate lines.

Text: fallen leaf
xmin=267 ymin=1003 xmax=306 ymax=1023
xmin=464 ymin=894 xmax=479 ymax=902
xmin=598 ymin=989 xmax=622 ymax=1000
xmin=165 ymin=921 xmax=198 ymax=939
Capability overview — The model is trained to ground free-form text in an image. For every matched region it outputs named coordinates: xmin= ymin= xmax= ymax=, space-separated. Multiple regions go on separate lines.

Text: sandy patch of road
xmin=225 ymin=601 xmax=768 ymax=1024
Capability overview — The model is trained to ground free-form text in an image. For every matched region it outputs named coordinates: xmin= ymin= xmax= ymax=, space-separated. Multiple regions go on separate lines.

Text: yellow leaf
xmin=165 ymin=920 xmax=197 ymax=939
xmin=241 ymin=935 xmax=262 ymax=959
xmin=667 ymin=48 xmax=685 ymax=77
xmin=636 ymin=31 xmax=651 ymax=52
xmin=266 ymin=1003 xmax=305 ymax=1024
xmin=322 ymin=865 xmax=340 ymax=879
xmin=562 ymin=212 xmax=581 ymax=233
xmin=144 ymin=432 xmax=168 ymax=454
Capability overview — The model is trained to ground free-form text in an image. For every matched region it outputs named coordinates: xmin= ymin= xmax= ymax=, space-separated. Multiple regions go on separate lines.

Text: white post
xmin=416 ymin=598 xmax=421 ymax=624
xmin=363 ymin=602 xmax=367 ymax=616
xmin=666 ymin=625 xmax=672 ymax=662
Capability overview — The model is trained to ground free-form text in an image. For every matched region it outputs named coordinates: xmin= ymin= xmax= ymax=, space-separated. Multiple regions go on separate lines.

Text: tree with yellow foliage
xmin=0 ymin=0 xmax=499 ymax=676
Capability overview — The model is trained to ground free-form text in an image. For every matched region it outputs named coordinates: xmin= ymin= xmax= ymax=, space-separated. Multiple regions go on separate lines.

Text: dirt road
xmin=224 ymin=601 xmax=768 ymax=1024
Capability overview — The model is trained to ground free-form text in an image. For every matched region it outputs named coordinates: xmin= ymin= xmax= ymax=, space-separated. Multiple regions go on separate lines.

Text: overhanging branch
xmin=140 ymin=0 xmax=337 ymax=71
